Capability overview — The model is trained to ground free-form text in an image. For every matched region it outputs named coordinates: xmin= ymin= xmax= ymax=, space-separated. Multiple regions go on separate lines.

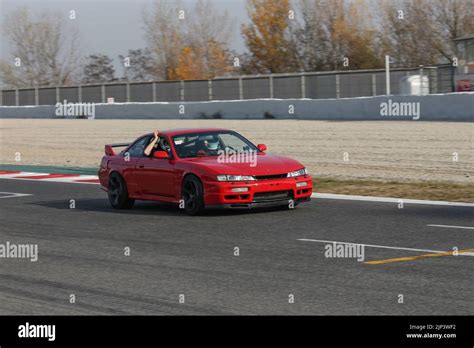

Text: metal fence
xmin=0 ymin=65 xmax=454 ymax=106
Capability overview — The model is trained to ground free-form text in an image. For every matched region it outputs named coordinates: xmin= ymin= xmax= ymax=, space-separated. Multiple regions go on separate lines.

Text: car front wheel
xmin=182 ymin=175 xmax=204 ymax=215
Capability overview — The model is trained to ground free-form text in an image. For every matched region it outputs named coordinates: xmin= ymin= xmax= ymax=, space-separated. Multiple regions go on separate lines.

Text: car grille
xmin=254 ymin=173 xmax=287 ymax=180
xmin=253 ymin=190 xmax=292 ymax=203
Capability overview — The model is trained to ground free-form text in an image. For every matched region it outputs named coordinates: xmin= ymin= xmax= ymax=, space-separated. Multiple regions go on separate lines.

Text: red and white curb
xmin=0 ymin=170 xmax=99 ymax=184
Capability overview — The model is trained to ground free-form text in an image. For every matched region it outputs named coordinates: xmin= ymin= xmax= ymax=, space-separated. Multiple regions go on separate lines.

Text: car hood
xmin=183 ymin=153 xmax=305 ymax=176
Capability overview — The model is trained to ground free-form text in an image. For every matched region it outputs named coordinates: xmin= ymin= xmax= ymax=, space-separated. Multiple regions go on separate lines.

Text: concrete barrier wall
xmin=1 ymin=93 xmax=472 ymax=121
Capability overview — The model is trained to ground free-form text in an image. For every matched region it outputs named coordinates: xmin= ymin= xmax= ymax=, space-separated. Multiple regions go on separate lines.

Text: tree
xmin=171 ymin=47 xmax=203 ymax=80
xmin=206 ymin=40 xmax=234 ymax=78
xmin=430 ymin=0 xmax=474 ymax=61
xmin=293 ymin=0 xmax=382 ymax=71
xmin=82 ymin=54 xmax=116 ymax=84
xmin=0 ymin=7 xmax=81 ymax=88
xmin=119 ymin=48 xmax=156 ymax=82
xmin=169 ymin=41 xmax=234 ymax=80
xmin=187 ymin=0 xmax=235 ymax=77
xmin=142 ymin=0 xmax=234 ymax=80
xmin=378 ymin=0 xmax=443 ymax=67
xmin=242 ymin=0 xmax=299 ymax=73
xmin=142 ymin=0 xmax=185 ymax=80
xmin=332 ymin=0 xmax=382 ymax=69
xmin=378 ymin=0 xmax=474 ymax=67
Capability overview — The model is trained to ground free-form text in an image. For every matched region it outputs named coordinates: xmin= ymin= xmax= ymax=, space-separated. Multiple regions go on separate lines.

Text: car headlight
xmin=287 ymin=168 xmax=307 ymax=178
xmin=216 ymin=175 xmax=256 ymax=181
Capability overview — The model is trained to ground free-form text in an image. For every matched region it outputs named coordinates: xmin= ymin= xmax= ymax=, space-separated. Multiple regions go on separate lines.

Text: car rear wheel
xmin=182 ymin=175 xmax=204 ymax=215
xmin=108 ymin=172 xmax=135 ymax=209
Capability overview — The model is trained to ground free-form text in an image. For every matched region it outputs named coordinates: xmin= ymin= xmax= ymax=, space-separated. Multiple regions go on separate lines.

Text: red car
xmin=99 ymin=128 xmax=313 ymax=215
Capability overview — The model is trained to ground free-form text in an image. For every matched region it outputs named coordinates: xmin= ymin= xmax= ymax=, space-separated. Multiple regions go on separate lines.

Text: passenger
xmin=144 ymin=130 xmax=160 ymax=156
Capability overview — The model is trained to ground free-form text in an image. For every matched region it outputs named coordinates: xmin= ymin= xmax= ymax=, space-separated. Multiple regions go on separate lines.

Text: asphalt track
xmin=0 ymin=179 xmax=473 ymax=315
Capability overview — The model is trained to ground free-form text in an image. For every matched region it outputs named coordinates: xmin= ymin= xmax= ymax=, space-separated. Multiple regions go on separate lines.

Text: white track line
xmin=0 ymin=192 xmax=33 ymax=199
xmin=0 ymin=177 xmax=100 ymax=185
xmin=0 ymin=172 xmax=99 ymax=184
xmin=0 ymin=172 xmax=50 ymax=178
xmin=427 ymin=224 xmax=474 ymax=230
xmin=39 ymin=175 xmax=99 ymax=182
xmin=297 ymin=238 xmax=474 ymax=257
xmin=311 ymin=193 xmax=474 ymax=207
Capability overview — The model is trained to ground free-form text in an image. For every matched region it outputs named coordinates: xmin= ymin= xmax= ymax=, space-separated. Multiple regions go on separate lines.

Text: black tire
xmin=108 ymin=172 xmax=135 ymax=209
xmin=182 ymin=175 xmax=204 ymax=215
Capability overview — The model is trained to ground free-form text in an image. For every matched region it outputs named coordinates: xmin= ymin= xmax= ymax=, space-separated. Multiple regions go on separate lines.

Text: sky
xmin=0 ymin=0 xmax=250 ymax=73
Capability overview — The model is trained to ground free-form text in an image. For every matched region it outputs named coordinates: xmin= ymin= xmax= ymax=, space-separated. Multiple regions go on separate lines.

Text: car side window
xmin=126 ymin=137 xmax=150 ymax=158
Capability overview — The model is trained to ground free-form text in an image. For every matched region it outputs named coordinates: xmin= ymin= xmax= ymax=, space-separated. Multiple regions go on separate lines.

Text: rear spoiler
xmin=104 ymin=143 xmax=130 ymax=156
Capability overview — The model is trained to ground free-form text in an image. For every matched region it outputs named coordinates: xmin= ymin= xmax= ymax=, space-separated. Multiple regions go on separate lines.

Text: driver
xmin=205 ymin=137 xmax=219 ymax=151
xmin=196 ymin=136 xmax=220 ymax=155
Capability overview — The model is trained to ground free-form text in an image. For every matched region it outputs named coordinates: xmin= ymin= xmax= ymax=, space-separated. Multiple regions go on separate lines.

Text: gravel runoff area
xmin=1 ymin=119 xmax=472 ymax=182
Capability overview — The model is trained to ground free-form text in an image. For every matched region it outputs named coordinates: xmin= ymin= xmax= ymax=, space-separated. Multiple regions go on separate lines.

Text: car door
xmin=135 ymin=139 xmax=175 ymax=197
xmin=117 ymin=136 xmax=151 ymax=196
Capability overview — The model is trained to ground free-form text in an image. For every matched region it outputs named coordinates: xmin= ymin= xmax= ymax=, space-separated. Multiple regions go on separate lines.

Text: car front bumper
xmin=206 ymin=196 xmax=311 ymax=209
xmin=202 ymin=175 xmax=313 ymax=208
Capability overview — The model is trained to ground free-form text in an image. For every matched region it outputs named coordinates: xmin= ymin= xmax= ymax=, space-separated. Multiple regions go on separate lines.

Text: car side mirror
xmin=153 ymin=150 xmax=169 ymax=159
xmin=257 ymin=144 xmax=267 ymax=152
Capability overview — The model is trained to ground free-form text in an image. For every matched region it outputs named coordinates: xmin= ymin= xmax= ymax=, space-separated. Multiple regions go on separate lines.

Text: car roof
xmin=145 ymin=127 xmax=231 ymax=137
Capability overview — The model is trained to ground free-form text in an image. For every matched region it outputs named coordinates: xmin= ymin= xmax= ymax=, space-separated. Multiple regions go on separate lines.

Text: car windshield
xmin=172 ymin=131 xmax=258 ymax=158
